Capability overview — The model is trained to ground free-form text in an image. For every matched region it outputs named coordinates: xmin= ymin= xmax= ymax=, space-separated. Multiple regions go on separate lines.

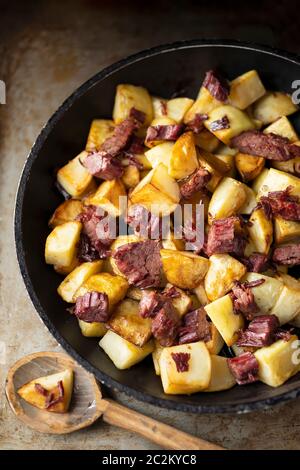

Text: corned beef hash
xmin=45 ymin=69 xmax=300 ymax=395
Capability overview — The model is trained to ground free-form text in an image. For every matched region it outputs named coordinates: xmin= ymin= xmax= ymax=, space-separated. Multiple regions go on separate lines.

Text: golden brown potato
xmin=113 ymin=84 xmax=153 ymax=126
xmin=204 ymin=105 xmax=255 ymax=145
xmin=57 ymin=260 xmax=103 ymax=303
xmin=235 ymin=153 xmax=265 ymax=182
xmin=145 ymin=142 xmax=174 ymax=169
xmin=130 ymin=163 xmax=180 ymax=216
xmin=99 ymin=330 xmax=154 ymax=370
xmin=85 ymin=119 xmax=115 ymax=152
xmin=54 ymin=257 xmax=80 ymax=276
xmin=204 ymin=355 xmax=236 ymax=392
xmin=229 ymin=70 xmax=266 ymax=110
xmin=251 ymin=168 xmax=270 ymax=194
xmin=205 ymin=294 xmax=244 ymax=346
xmin=152 ymin=340 xmax=164 ymax=376
xmin=74 ymin=273 xmax=128 ymax=309
xmin=252 ymin=91 xmax=298 ymax=125
xmin=184 ymin=86 xmax=222 ymax=123
xmin=254 ymin=335 xmax=300 ymax=387
xmin=208 ymin=177 xmax=247 ymax=222
xmin=45 ymin=221 xmax=82 ymax=268
xmin=214 ymin=154 xmax=236 ymax=178
xmin=193 ymin=283 xmax=209 ymax=306
xmin=57 ymin=152 xmax=95 ymax=198
xmin=167 ymin=97 xmax=194 ymax=123
xmin=197 ymin=149 xmax=230 ymax=192
xmin=257 ymin=168 xmax=300 ymax=199
xmin=108 ymin=298 xmax=152 ymax=347
xmin=49 ymin=199 xmax=83 ymax=228
xmin=169 ymin=132 xmax=199 ymax=180
xmin=159 ymin=342 xmax=211 ymax=394
xmin=271 ymin=273 xmax=300 ymax=325
xmin=194 ymin=128 xmax=220 ymax=152
xmin=274 ymin=217 xmax=300 ymax=244
xmin=163 ymin=283 xmax=192 ymax=317
xmin=160 ymin=249 xmax=209 ymax=290
xmin=264 ymin=116 xmax=299 ymax=142
xmin=84 ymin=178 xmax=126 ymax=217
xmin=205 ymin=324 xmax=224 ymax=355
xmin=122 ymin=165 xmax=140 ymax=189
xmin=239 ymin=184 xmax=257 ymax=215
xmin=204 ymin=254 xmax=246 ymax=301
xmin=248 ymin=206 xmax=273 ymax=254
xmin=78 ymin=320 xmax=107 ymax=337
xmin=243 ymin=272 xmax=283 ymax=315
xmin=151 ymin=96 xmax=168 ymax=118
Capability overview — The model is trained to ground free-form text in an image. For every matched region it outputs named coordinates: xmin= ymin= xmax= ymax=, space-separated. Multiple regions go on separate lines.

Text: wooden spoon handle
xmin=99 ymin=398 xmax=224 ymax=450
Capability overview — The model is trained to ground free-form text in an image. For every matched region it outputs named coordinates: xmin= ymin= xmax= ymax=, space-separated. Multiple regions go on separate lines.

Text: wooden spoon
xmin=5 ymin=351 xmax=224 ymax=450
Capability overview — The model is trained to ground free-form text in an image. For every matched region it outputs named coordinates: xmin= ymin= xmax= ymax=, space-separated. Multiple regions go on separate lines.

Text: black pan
xmin=14 ymin=39 xmax=300 ymax=413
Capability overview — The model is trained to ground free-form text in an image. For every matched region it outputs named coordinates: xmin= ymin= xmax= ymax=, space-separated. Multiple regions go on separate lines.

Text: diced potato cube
xmin=194 ymin=128 xmax=219 ymax=152
xmin=204 ymin=254 xmax=246 ymax=301
xmin=135 ymin=153 xmax=152 ymax=170
xmin=126 ymin=286 xmax=144 ymax=301
xmin=208 ymin=177 xmax=247 ymax=222
xmin=108 ymin=298 xmax=152 ymax=347
xmin=248 ymin=206 xmax=273 ymax=254
xmin=204 ymin=105 xmax=255 ymax=145
xmin=184 ymin=86 xmax=222 ymax=123
xmin=57 ymin=260 xmax=103 ymax=303
xmin=235 ymin=153 xmax=265 ymax=182
xmin=214 ymin=153 xmax=236 ymax=178
xmin=204 ymin=294 xmax=244 ymax=346
xmin=54 ymin=257 xmax=80 ymax=276
xmin=144 ymin=142 xmax=174 ymax=169
xmin=164 ymin=283 xmax=192 ymax=317
xmin=84 ymin=179 xmax=126 ymax=217
xmin=198 ymin=149 xmax=230 ymax=192
xmin=85 ymin=119 xmax=115 ymax=152
xmin=49 ymin=199 xmax=83 ymax=228
xmin=78 ymin=319 xmax=107 ymax=337
xmin=229 ymin=70 xmax=266 ymax=110
xmin=152 ymin=340 xmax=164 ymax=376
xmin=270 ymin=273 xmax=300 ymax=325
xmin=99 ymin=330 xmax=154 ymax=369
xmin=151 ymin=96 xmax=167 ymax=118
xmin=75 ymin=273 xmax=128 ymax=309
xmin=113 ymin=84 xmax=153 ymax=125
xmin=205 ymin=324 xmax=224 ymax=355
xmin=130 ymin=163 xmax=180 ymax=216
xmin=239 ymin=185 xmax=257 ymax=215
xmin=216 ymin=144 xmax=238 ymax=157
xmin=243 ymin=272 xmax=283 ymax=314
xmin=264 ymin=116 xmax=299 ymax=142
xmin=122 ymin=165 xmax=140 ymax=189
xmin=254 ymin=335 xmax=300 ymax=387
xmin=252 ymin=92 xmax=298 ymax=125
xmin=160 ymin=249 xmax=209 ymax=290
xmin=159 ymin=342 xmax=211 ymax=394
xmin=257 ymin=168 xmax=300 ymax=199
xmin=162 ymin=230 xmax=185 ymax=251
xmin=167 ymin=97 xmax=194 ymax=123
xmin=251 ymin=168 xmax=270 ymax=194
xmin=169 ymin=132 xmax=199 ymax=180
xmin=193 ymin=283 xmax=209 ymax=306
xmin=274 ymin=217 xmax=300 ymax=244
xmin=57 ymin=152 xmax=94 ymax=198
xmin=244 ymin=238 xmax=257 ymax=258
xmin=204 ymin=355 xmax=236 ymax=392
xmin=45 ymin=221 xmax=81 ymax=268
xmin=18 ymin=369 xmax=73 ymax=413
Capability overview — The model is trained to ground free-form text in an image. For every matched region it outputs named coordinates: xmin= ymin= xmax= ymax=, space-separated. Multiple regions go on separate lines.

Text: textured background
xmin=1 ymin=0 xmax=300 ymax=450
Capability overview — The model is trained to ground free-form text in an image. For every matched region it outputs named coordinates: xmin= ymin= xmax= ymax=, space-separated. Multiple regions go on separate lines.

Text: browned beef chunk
xmin=206 ymin=216 xmax=247 ymax=257
xmin=260 ymin=188 xmax=300 ymax=221
xmin=227 ymin=352 xmax=259 ymax=385
xmin=112 ymin=240 xmax=161 ymax=288
xmin=232 ymin=131 xmax=300 ymax=161
xmin=237 ymin=315 xmax=280 ymax=348
xmin=145 ymin=124 xmax=183 ymax=143
xmin=209 ymin=115 xmax=230 ymax=132
xmin=101 ymin=115 xmax=141 ymax=157
xmin=180 ymin=168 xmax=211 ymax=200
xmin=74 ymin=291 xmax=110 ymax=323
xmin=83 ymin=151 xmax=124 ymax=180
xmin=274 ymin=329 xmax=293 ymax=341
xmin=185 ymin=113 xmax=208 ymax=134
xmin=78 ymin=233 xmax=100 ymax=262
xmin=151 ymin=301 xmax=180 ymax=346
xmin=129 ymin=107 xmax=146 ymax=124
xmin=272 ymin=243 xmax=300 ymax=265
xmin=162 ymin=285 xmax=180 ymax=298
xmin=202 ymin=70 xmax=229 ymax=102
xmin=78 ymin=206 xmax=114 ymax=258
xmin=127 ymin=204 xmax=163 ymax=239
xmin=139 ymin=291 xmax=166 ymax=318
xmin=242 ymin=253 xmax=270 ymax=273
xmin=178 ymin=308 xmax=211 ymax=345
xmin=171 ymin=352 xmax=191 ymax=372
xmin=230 ymin=280 xmax=264 ymax=320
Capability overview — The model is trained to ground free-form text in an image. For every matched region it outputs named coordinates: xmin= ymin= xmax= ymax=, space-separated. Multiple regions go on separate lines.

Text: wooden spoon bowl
xmin=6 ymin=351 xmax=224 ymax=449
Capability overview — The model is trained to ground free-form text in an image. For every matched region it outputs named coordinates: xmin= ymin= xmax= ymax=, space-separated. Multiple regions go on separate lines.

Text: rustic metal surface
xmin=1 ymin=0 xmax=300 ymax=450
